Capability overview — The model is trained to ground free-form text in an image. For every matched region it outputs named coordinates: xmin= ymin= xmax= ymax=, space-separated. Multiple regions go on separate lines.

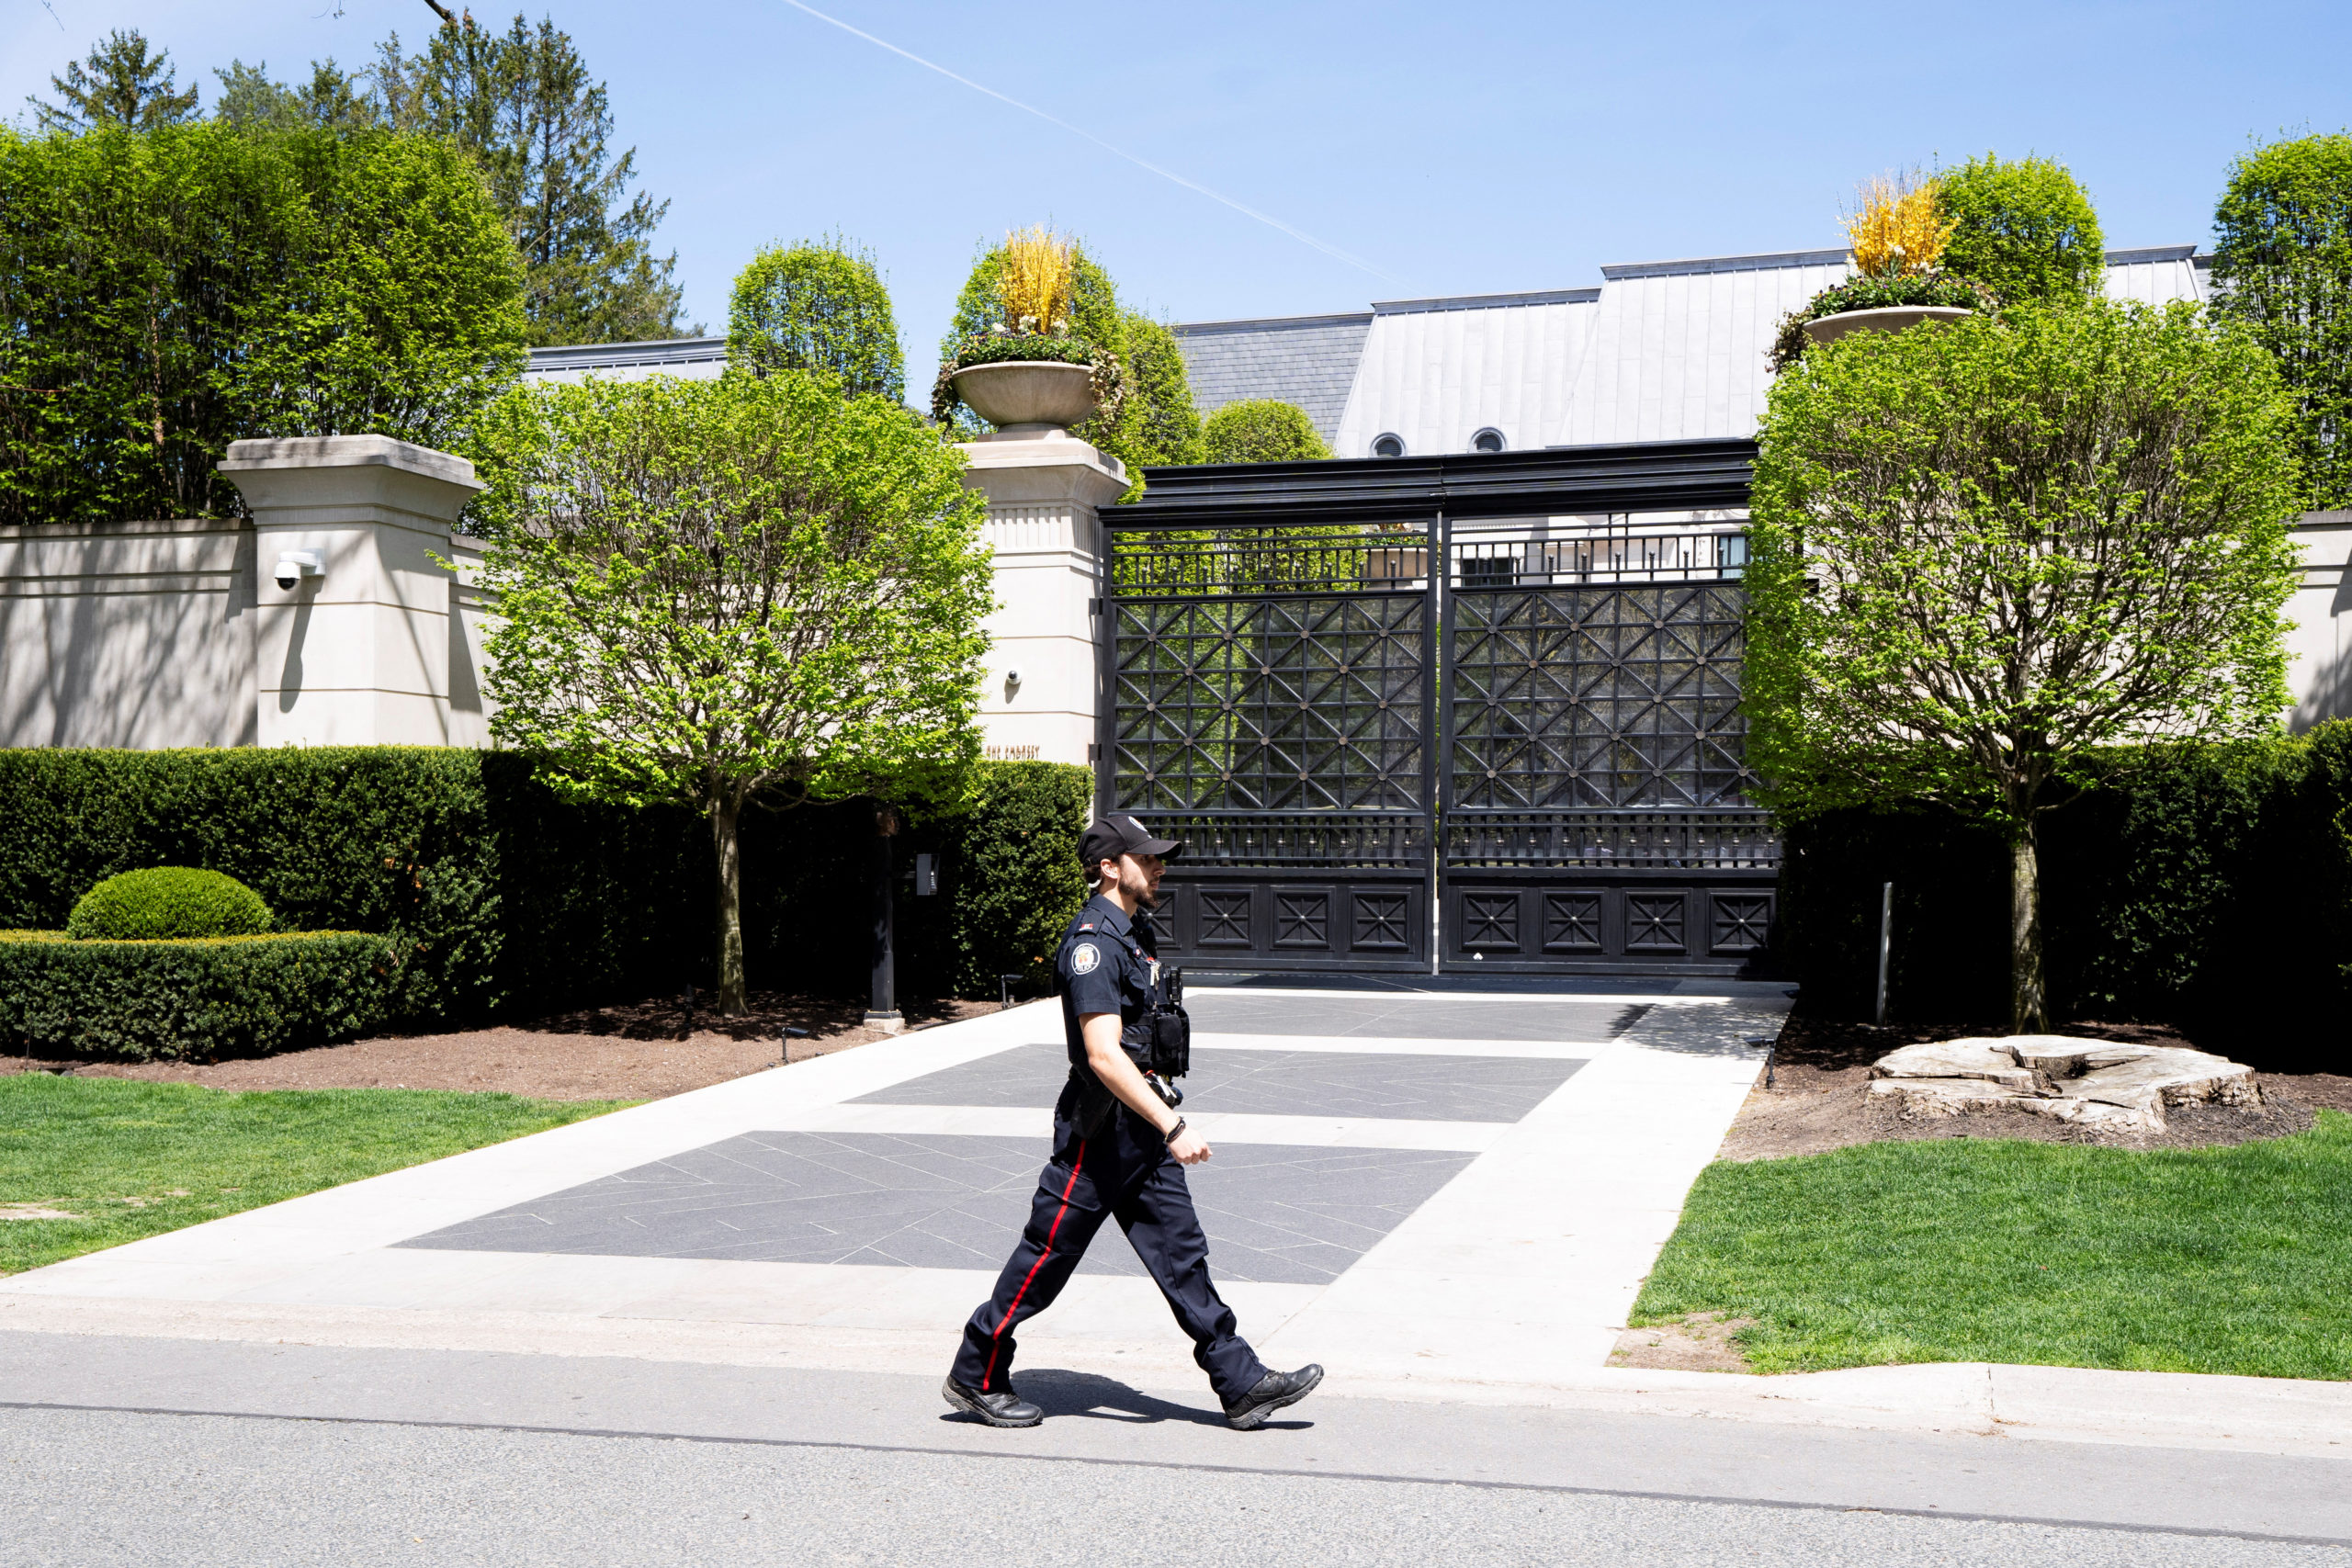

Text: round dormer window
xmin=1472 ymin=428 xmax=1506 ymax=453
xmin=1371 ymin=433 xmax=1406 ymax=458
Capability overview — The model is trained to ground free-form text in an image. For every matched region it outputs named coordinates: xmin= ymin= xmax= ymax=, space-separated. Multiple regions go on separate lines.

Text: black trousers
xmin=951 ymin=1083 xmax=1268 ymax=1406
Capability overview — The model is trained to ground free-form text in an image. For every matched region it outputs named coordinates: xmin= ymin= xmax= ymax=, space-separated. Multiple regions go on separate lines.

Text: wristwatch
xmin=1163 ymin=1117 xmax=1186 ymax=1146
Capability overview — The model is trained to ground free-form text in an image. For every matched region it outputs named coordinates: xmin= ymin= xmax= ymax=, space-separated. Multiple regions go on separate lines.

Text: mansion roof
xmin=524 ymin=244 xmax=2211 ymax=459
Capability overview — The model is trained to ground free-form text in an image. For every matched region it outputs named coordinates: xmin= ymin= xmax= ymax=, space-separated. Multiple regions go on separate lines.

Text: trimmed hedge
xmin=68 ymin=866 xmax=273 ymax=941
xmin=0 ymin=748 xmax=1093 ymax=1029
xmin=0 ymin=931 xmax=399 ymax=1061
xmin=1778 ymin=723 xmax=2352 ymax=1065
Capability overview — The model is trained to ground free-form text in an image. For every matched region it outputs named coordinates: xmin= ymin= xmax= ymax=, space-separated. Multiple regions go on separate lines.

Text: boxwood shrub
xmin=67 ymin=866 xmax=273 ymax=941
xmin=0 ymin=931 xmax=400 ymax=1061
xmin=1776 ymin=722 xmax=2352 ymax=1065
xmin=0 ymin=748 xmax=1094 ymax=1029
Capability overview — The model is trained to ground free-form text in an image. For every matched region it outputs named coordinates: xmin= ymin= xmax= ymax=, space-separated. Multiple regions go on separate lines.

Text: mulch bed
xmin=1719 ymin=1004 xmax=2352 ymax=1162
xmin=3 ymin=990 xmax=1010 ymax=1102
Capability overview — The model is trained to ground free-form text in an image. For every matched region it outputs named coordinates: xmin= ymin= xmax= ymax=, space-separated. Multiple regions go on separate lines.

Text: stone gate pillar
xmin=956 ymin=430 xmax=1127 ymax=769
xmin=218 ymin=435 xmax=488 ymax=748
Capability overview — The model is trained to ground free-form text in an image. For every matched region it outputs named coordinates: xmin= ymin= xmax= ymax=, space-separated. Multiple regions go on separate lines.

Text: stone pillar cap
xmin=220 ymin=434 xmax=483 ymax=492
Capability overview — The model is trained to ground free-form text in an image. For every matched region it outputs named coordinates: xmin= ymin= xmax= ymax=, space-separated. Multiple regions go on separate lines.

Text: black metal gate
xmin=1102 ymin=520 xmax=1437 ymax=974
xmin=1102 ymin=441 xmax=1779 ymax=976
xmin=1437 ymin=516 xmax=1777 ymax=975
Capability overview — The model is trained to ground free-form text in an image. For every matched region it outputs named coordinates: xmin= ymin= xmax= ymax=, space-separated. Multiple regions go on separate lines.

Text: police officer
xmin=944 ymin=813 xmax=1323 ymax=1430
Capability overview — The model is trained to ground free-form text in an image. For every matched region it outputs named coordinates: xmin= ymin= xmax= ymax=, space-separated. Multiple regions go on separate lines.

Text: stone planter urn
xmin=1801 ymin=304 xmax=1973 ymax=348
xmin=950 ymin=360 xmax=1097 ymax=434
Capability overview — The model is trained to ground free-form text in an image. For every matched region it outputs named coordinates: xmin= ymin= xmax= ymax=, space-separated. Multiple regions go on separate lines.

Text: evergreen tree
xmin=376 ymin=13 xmax=684 ymax=345
xmin=213 ymin=60 xmax=380 ymax=135
xmin=27 ymin=28 xmax=201 ymax=134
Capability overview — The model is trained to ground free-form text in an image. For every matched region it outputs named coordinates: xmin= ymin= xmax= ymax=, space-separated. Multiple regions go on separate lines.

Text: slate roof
xmin=1169 ymin=312 xmax=1372 ymax=444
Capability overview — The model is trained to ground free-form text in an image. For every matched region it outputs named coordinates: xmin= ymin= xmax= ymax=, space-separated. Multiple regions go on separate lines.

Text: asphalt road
xmin=3 ymin=1334 xmax=2347 ymax=1567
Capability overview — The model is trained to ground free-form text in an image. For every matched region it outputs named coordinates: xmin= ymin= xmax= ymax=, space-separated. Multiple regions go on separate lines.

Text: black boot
xmin=1224 ymin=1364 xmax=1323 ymax=1430
xmin=942 ymin=1377 xmax=1044 ymax=1428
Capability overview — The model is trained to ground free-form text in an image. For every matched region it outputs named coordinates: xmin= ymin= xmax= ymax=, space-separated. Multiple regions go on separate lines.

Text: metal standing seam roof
xmin=2100 ymin=244 xmax=2208 ymax=307
xmin=1329 ymin=288 xmax=1600 ymax=462
xmin=521 ymin=336 xmax=730 ymax=383
xmin=516 ymin=246 xmax=2214 ymax=452
xmin=1557 ymin=251 xmax=1850 ymax=448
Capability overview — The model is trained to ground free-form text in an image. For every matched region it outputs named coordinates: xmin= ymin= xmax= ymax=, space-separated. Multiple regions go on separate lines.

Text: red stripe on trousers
xmin=982 ymin=1145 xmax=1087 ymax=1388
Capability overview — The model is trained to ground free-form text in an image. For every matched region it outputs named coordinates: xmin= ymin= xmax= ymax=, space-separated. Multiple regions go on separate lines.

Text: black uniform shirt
xmin=1057 ymin=894 xmax=1157 ymax=1070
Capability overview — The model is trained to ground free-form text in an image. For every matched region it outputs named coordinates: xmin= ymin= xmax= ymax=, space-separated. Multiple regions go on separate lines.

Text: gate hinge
xmin=1087 ymin=742 xmax=1101 ymax=761
xmin=1089 ymin=596 xmax=1103 ymax=615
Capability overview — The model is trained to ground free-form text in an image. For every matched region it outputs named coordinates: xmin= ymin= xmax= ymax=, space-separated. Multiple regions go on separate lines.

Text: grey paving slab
xmin=396 ymin=1132 xmax=1474 ymax=1285
xmin=1183 ymin=991 xmax=1647 ymax=1041
xmin=850 ymin=1041 xmax=1585 ymax=1120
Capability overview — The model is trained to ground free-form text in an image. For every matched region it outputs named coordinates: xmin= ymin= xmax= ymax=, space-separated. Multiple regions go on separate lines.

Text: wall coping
xmin=0 ymin=516 xmax=246 ymax=541
xmin=220 ymin=434 xmax=482 ymax=493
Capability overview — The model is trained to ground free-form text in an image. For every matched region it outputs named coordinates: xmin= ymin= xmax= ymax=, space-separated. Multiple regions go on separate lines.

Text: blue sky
xmin=7 ymin=0 xmax=2349 ymax=389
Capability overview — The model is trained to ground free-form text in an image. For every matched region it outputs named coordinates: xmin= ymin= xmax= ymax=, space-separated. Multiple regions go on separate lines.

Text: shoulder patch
xmin=1070 ymin=942 xmax=1101 ymax=976
xmin=1078 ymin=922 xmax=1094 ymax=931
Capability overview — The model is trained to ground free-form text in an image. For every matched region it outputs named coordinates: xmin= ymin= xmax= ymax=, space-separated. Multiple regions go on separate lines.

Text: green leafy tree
xmin=1935 ymin=152 xmax=2106 ymax=303
xmin=2212 ymin=132 xmax=2352 ymax=508
xmin=940 ymin=237 xmax=1202 ymax=491
xmin=26 ymin=28 xmax=199 ymax=134
xmin=1200 ymin=400 xmax=1332 ymax=463
xmin=728 ymin=237 xmax=905 ymax=401
xmin=375 ymin=13 xmax=683 ymax=345
xmin=212 ymin=59 xmax=380 ymax=135
xmin=1122 ymin=312 xmax=1204 ymax=469
xmin=1744 ymin=300 xmax=2302 ymax=1033
xmin=469 ymin=372 xmax=993 ymax=1013
xmin=0 ymin=123 xmax=526 ymax=526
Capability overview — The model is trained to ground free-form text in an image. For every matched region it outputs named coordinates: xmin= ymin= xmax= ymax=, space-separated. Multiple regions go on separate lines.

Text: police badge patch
xmin=1071 ymin=942 xmax=1100 ymax=975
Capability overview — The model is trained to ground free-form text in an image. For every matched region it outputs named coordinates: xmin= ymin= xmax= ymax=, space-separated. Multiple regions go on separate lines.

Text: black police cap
xmin=1080 ymin=814 xmax=1183 ymax=869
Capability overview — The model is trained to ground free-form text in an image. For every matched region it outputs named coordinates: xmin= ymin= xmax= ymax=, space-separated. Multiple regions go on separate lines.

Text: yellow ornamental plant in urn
xmin=935 ymin=226 xmax=1128 ymax=434
xmin=1769 ymin=172 xmax=1994 ymax=371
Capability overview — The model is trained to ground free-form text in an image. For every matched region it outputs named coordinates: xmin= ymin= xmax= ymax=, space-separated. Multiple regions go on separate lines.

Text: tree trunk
xmin=2008 ymin=823 xmax=2048 ymax=1035
xmin=712 ymin=793 xmax=746 ymax=1015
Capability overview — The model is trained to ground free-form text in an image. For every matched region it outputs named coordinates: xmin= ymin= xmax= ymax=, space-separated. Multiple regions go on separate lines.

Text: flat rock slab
xmin=1868 ymin=1036 xmax=2257 ymax=1133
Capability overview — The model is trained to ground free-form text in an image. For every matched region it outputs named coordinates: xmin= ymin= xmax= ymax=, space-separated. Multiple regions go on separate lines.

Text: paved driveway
xmin=0 ymin=978 xmax=1785 ymax=1396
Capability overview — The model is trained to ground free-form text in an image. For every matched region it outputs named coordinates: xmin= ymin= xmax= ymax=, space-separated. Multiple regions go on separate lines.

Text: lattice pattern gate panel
xmin=1107 ymin=525 xmax=1435 ymax=972
xmin=1438 ymin=549 xmax=1779 ymax=976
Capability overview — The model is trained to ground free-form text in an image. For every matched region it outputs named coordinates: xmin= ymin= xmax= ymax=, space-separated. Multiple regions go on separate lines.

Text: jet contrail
xmin=775 ymin=0 xmax=1398 ymax=284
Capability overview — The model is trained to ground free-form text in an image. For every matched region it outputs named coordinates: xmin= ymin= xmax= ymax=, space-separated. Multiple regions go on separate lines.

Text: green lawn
xmin=0 ymin=1073 xmax=627 ymax=1276
xmin=1633 ymin=1110 xmax=2352 ymax=1381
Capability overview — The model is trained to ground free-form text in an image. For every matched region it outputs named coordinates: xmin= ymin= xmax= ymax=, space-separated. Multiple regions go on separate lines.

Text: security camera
xmin=273 ymin=549 xmax=322 ymax=592
xmin=1003 ymin=667 xmax=1024 ymax=687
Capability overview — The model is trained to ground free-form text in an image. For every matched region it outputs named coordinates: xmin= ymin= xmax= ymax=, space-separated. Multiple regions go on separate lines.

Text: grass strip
xmin=1632 ymin=1110 xmax=2352 ymax=1381
xmin=0 ymin=1073 xmax=627 ymax=1276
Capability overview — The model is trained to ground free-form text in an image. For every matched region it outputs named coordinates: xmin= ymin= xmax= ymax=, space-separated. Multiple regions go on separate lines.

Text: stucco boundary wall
xmin=2291 ymin=510 xmax=2352 ymax=730
xmin=2 ymin=441 xmax=2346 ymax=754
xmin=0 ymin=436 xmax=494 ymax=750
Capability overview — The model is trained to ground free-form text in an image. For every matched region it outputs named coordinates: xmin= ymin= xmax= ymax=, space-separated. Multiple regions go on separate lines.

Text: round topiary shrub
xmin=1200 ymin=399 xmax=1332 ymax=464
xmin=67 ymin=867 xmax=274 ymax=941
